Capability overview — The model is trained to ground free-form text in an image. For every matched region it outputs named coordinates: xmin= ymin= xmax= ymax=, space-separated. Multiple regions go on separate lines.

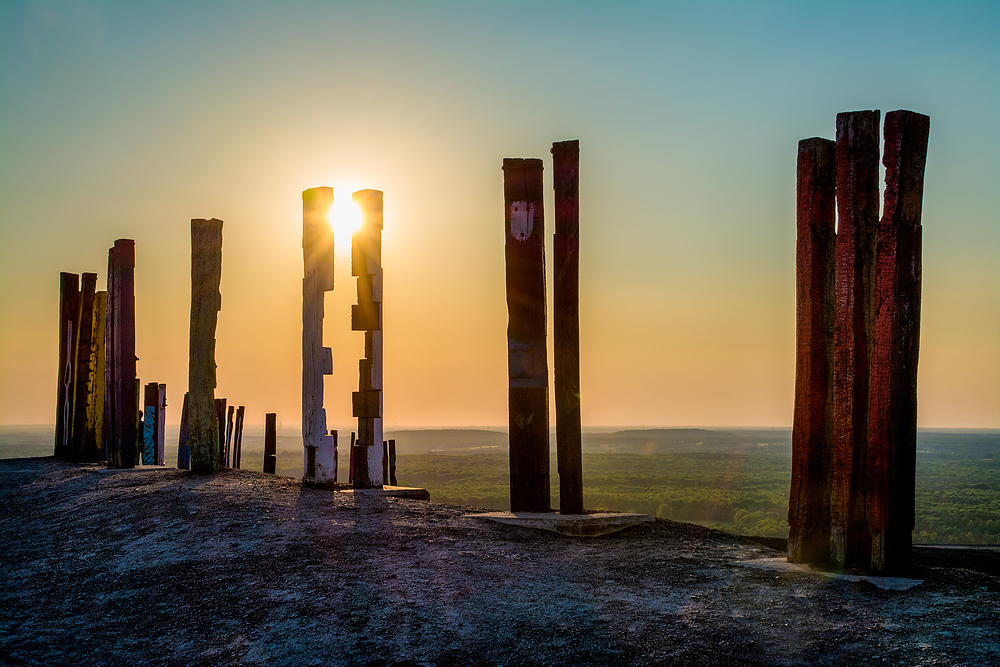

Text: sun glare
xmin=327 ymin=198 xmax=364 ymax=238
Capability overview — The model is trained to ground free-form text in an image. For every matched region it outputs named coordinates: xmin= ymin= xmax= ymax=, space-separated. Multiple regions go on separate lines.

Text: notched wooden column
xmin=868 ymin=110 xmax=930 ymax=574
xmin=503 ymin=158 xmax=551 ymax=513
xmin=352 ymin=189 xmax=384 ymax=488
xmin=189 ymin=219 xmax=223 ymax=473
xmin=831 ymin=110 xmax=880 ymax=567
xmin=552 ymin=140 xmax=584 ymax=515
xmin=788 ymin=137 xmax=836 ymax=563
xmin=302 ymin=187 xmax=337 ymax=488
xmin=106 ymin=239 xmax=137 ymax=469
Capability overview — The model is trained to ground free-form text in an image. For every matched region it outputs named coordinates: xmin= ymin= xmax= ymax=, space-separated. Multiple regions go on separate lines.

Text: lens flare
xmin=327 ymin=198 xmax=363 ymax=238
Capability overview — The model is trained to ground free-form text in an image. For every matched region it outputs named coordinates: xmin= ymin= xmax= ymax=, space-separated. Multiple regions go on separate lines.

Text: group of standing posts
xmin=188 ymin=219 xmax=224 ymax=473
xmin=352 ymin=189 xmax=385 ymax=489
xmin=55 ymin=272 xmax=106 ymax=462
xmin=301 ymin=187 xmax=338 ymax=488
xmin=788 ymin=110 xmax=930 ymax=574
xmin=502 ymin=140 xmax=584 ymax=514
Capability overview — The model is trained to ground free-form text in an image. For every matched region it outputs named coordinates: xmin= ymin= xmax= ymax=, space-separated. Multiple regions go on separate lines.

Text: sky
xmin=0 ymin=0 xmax=997 ymax=429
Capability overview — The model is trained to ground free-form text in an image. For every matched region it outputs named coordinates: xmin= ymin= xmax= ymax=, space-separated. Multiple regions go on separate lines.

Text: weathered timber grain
xmin=106 ymin=240 xmax=137 ymax=469
xmin=503 ymin=158 xmax=550 ymax=512
xmin=552 ymin=140 xmax=583 ymax=515
xmin=264 ymin=412 xmax=277 ymax=474
xmin=189 ymin=220 xmax=223 ymax=473
xmin=352 ymin=189 xmax=384 ymax=488
xmin=831 ymin=111 xmax=880 ymax=566
xmin=70 ymin=273 xmax=97 ymax=460
xmin=301 ymin=187 xmax=337 ymax=487
xmin=868 ymin=110 xmax=929 ymax=574
xmin=788 ymin=137 xmax=837 ymax=564
xmin=85 ymin=291 xmax=107 ymax=461
xmin=54 ymin=272 xmax=80 ymax=459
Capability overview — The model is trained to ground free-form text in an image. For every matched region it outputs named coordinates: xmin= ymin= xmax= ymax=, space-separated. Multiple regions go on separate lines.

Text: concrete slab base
xmin=736 ymin=557 xmax=924 ymax=590
xmin=95 ymin=465 xmax=175 ymax=474
xmin=472 ymin=511 xmax=654 ymax=537
xmin=338 ymin=486 xmax=430 ymax=501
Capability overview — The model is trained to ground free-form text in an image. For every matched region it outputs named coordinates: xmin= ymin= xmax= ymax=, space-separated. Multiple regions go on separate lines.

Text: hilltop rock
xmin=0 ymin=457 xmax=997 ymax=666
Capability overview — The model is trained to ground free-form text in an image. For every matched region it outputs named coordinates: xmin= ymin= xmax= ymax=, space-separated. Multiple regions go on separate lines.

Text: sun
xmin=327 ymin=197 xmax=363 ymax=239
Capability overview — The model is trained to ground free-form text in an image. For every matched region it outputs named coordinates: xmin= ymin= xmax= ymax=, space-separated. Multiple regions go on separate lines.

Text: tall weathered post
xmin=177 ymin=392 xmax=191 ymax=469
xmin=264 ymin=412 xmax=277 ymax=474
xmin=552 ymin=140 xmax=584 ymax=515
xmin=188 ymin=219 xmax=223 ymax=473
xmin=503 ymin=158 xmax=551 ymax=512
xmin=352 ymin=189 xmax=384 ymax=488
xmin=301 ymin=186 xmax=337 ymax=487
xmin=70 ymin=273 xmax=98 ymax=460
xmin=54 ymin=272 xmax=81 ymax=459
xmin=788 ymin=137 xmax=837 ymax=563
xmin=215 ymin=398 xmax=227 ymax=467
xmin=868 ymin=111 xmax=930 ymax=574
xmin=106 ymin=240 xmax=137 ymax=469
xmin=830 ymin=111 xmax=880 ymax=567
xmin=85 ymin=290 xmax=108 ymax=461
xmin=143 ymin=382 xmax=158 ymax=465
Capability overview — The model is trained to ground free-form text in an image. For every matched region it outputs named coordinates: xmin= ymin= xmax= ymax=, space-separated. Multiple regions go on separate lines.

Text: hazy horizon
xmin=1 ymin=2 xmax=997 ymax=429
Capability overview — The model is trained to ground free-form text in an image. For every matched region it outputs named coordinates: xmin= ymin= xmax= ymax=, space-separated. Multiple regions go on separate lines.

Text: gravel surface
xmin=1 ymin=457 xmax=997 ymax=666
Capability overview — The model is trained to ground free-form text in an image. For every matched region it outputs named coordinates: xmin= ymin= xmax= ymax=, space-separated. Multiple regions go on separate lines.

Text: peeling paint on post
xmin=552 ymin=140 xmax=584 ymax=515
xmin=188 ymin=220 xmax=223 ymax=473
xmin=106 ymin=239 xmax=137 ymax=469
xmin=868 ymin=110 xmax=929 ymax=575
xmin=302 ymin=187 xmax=337 ymax=488
xmin=503 ymin=158 xmax=551 ymax=513
xmin=788 ymin=137 xmax=837 ymax=564
xmin=352 ymin=189 xmax=384 ymax=488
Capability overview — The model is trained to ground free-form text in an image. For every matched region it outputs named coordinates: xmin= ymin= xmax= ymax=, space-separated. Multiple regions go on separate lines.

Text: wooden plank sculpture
xmin=301 ymin=186 xmax=337 ymax=487
xmin=264 ymin=412 xmax=277 ymax=474
xmin=86 ymin=290 xmax=108 ymax=461
xmin=552 ymin=140 xmax=584 ymax=515
xmin=788 ymin=110 xmax=929 ymax=574
xmin=352 ymin=189 xmax=384 ymax=488
xmin=188 ymin=219 xmax=223 ymax=473
xmin=70 ymin=273 xmax=97 ymax=460
xmin=502 ymin=158 xmax=550 ymax=512
xmin=106 ymin=239 xmax=137 ymax=469
xmin=788 ymin=137 xmax=836 ymax=564
xmin=54 ymin=272 xmax=81 ymax=459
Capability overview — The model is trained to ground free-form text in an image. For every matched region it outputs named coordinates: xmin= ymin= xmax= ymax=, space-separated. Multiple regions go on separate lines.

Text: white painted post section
xmin=351 ymin=189 xmax=384 ymax=487
xmin=302 ymin=187 xmax=337 ymax=487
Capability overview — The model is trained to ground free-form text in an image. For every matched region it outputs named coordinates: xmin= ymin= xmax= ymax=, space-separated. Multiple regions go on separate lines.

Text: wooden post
xmin=188 ymin=219 xmax=223 ymax=473
xmin=788 ymin=137 xmax=837 ymax=564
xmin=349 ymin=431 xmax=356 ymax=484
xmin=233 ymin=405 xmax=245 ymax=469
xmin=225 ymin=405 xmax=235 ymax=467
xmin=382 ymin=440 xmax=389 ymax=485
xmin=388 ymin=439 xmax=397 ymax=486
xmin=552 ymin=140 xmax=584 ymax=515
xmin=503 ymin=158 xmax=551 ymax=512
xmin=215 ymin=398 xmax=227 ymax=467
xmin=54 ymin=272 xmax=80 ymax=459
xmin=301 ymin=187 xmax=337 ymax=488
xmin=143 ymin=382 xmax=158 ymax=465
xmin=70 ymin=273 xmax=97 ymax=460
xmin=155 ymin=383 xmax=166 ymax=465
xmin=106 ymin=240 xmax=137 ymax=469
xmin=868 ymin=110 xmax=930 ymax=574
xmin=831 ymin=111 xmax=880 ymax=567
xmin=352 ymin=189 xmax=384 ymax=488
xmin=177 ymin=392 xmax=191 ymax=469
xmin=264 ymin=412 xmax=277 ymax=474
xmin=85 ymin=291 xmax=107 ymax=461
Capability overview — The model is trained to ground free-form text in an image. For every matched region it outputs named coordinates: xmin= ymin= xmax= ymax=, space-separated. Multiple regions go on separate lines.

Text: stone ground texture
xmin=0 ymin=458 xmax=997 ymax=666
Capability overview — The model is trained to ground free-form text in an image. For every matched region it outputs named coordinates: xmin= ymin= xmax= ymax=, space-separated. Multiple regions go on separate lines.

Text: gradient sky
xmin=1 ymin=1 xmax=997 ymax=428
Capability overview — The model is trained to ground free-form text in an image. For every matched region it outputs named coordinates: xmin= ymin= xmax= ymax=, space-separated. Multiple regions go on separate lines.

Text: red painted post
xmin=788 ymin=137 xmax=837 ymax=564
xmin=868 ymin=110 xmax=930 ymax=574
xmin=54 ymin=272 xmax=80 ymax=459
xmin=831 ymin=111 xmax=880 ymax=567
xmin=552 ymin=140 xmax=584 ymax=515
xmin=106 ymin=240 xmax=137 ymax=469
xmin=503 ymin=157 xmax=551 ymax=513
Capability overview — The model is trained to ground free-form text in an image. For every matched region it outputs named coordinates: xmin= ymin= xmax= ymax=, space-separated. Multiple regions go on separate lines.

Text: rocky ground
xmin=0 ymin=457 xmax=997 ymax=667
